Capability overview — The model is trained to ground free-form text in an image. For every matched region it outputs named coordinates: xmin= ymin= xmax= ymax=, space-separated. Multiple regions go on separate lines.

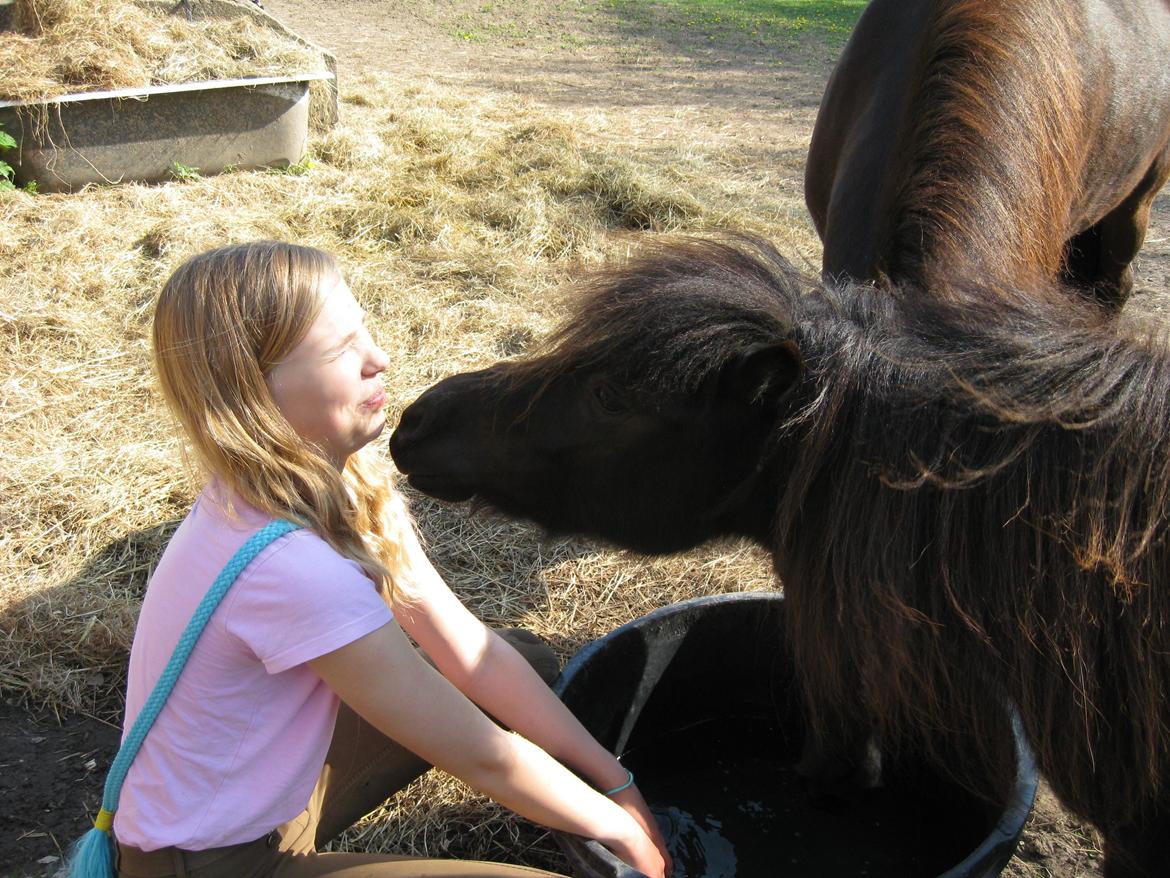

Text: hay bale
xmin=1 ymin=0 xmax=332 ymax=105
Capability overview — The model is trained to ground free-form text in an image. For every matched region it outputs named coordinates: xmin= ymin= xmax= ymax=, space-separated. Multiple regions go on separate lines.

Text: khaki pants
xmin=116 ymin=629 xmax=568 ymax=878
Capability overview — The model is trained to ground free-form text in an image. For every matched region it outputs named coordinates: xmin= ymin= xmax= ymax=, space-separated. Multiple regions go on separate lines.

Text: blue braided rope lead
xmin=68 ymin=519 xmax=302 ymax=878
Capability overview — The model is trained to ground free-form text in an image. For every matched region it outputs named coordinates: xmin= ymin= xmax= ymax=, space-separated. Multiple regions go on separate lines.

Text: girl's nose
xmin=367 ymin=342 xmax=389 ymax=375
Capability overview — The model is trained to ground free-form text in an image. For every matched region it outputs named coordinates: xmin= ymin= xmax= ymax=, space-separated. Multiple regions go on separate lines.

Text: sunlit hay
xmin=2 ymin=0 xmax=327 ymax=103
xmin=313 ymin=127 xmax=396 ymax=171
xmin=0 ymin=70 xmax=811 ymax=862
xmin=0 ymin=73 xmax=812 ymax=715
xmin=334 ymin=772 xmax=566 ymax=872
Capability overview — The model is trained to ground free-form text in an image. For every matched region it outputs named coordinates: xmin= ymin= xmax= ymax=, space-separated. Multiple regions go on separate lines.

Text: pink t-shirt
xmin=114 ymin=484 xmax=394 ymax=851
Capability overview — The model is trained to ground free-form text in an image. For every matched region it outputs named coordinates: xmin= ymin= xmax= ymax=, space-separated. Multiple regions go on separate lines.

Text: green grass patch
xmin=437 ymin=0 xmax=865 ymax=54
xmin=602 ymin=0 xmax=866 ymax=46
xmin=446 ymin=9 xmax=544 ymax=47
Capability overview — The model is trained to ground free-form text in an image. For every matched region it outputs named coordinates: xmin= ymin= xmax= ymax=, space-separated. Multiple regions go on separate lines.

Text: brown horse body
xmin=806 ymin=0 xmax=1170 ymax=305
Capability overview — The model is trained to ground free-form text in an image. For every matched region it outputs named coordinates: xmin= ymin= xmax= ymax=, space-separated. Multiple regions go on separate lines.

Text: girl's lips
xmin=363 ymin=388 xmax=386 ymax=409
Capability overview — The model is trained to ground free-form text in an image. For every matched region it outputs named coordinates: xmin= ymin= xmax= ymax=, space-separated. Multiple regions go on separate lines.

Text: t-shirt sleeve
xmin=220 ymin=529 xmax=394 ymax=674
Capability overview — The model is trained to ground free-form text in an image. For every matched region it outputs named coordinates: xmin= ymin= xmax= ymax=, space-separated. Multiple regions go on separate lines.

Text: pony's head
xmin=390 ymin=237 xmax=810 ymax=554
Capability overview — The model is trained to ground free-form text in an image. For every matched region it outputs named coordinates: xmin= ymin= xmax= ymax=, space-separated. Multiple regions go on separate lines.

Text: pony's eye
xmin=591 ymin=381 xmax=625 ymax=415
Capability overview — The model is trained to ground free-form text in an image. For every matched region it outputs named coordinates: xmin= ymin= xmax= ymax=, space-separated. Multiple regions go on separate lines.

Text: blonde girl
xmin=112 ymin=241 xmax=669 ymax=878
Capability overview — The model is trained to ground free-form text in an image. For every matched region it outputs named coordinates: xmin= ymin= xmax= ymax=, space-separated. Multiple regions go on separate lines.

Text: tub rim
xmin=552 ymin=591 xmax=1040 ymax=878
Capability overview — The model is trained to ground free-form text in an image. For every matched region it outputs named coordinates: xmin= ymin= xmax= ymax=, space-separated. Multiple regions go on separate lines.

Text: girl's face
xmin=267 ymin=275 xmax=389 ymax=467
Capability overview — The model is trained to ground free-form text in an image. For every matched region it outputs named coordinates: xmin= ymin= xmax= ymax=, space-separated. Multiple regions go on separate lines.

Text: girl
xmin=112 ymin=241 xmax=669 ymax=878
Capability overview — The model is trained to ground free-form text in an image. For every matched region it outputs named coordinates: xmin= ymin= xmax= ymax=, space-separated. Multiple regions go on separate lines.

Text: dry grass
xmin=2 ymin=0 xmax=328 ymax=103
xmin=0 ymin=71 xmax=814 ymax=868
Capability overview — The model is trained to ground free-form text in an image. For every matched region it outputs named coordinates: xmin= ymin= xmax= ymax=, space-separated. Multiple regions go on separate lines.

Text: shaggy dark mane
xmin=778 ymin=271 xmax=1170 ymax=822
xmin=887 ymin=0 xmax=1085 ymax=290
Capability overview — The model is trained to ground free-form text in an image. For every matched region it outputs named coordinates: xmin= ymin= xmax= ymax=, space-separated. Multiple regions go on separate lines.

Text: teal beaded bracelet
xmin=604 ymin=768 xmax=635 ymax=796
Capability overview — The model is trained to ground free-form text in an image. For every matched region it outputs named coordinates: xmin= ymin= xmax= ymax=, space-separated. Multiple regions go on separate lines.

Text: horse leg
xmin=1063 ymin=148 xmax=1170 ymax=310
xmin=1102 ymin=799 xmax=1170 ymax=878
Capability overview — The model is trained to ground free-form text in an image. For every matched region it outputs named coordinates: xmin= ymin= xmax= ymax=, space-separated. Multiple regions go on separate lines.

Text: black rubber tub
xmin=552 ymin=593 xmax=1037 ymax=878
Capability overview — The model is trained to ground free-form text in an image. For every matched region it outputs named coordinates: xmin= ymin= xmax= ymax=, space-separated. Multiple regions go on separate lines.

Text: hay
xmin=0 ymin=71 xmax=814 ymax=867
xmin=2 ymin=0 xmax=328 ymax=103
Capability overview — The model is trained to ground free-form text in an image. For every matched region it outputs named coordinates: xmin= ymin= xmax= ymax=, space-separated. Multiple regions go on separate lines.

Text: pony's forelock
xmin=505 ymin=235 xmax=815 ymax=400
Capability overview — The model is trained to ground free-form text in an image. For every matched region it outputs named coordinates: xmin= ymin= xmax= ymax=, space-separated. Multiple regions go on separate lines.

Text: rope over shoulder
xmin=66 ymin=519 xmax=302 ymax=878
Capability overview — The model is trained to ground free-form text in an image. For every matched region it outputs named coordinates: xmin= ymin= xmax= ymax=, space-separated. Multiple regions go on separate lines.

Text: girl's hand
xmin=600 ymin=813 xmax=669 ymax=878
xmin=612 ymin=785 xmax=673 ymax=877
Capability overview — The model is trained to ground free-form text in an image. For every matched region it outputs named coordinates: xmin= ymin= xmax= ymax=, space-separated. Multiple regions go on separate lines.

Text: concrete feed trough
xmin=0 ymin=73 xmax=333 ymax=193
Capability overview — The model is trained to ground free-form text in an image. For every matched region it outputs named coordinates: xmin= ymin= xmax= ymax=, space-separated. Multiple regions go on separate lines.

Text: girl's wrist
xmin=589 ymin=754 xmax=632 ymax=795
xmin=602 ymin=768 xmax=635 ymax=797
xmin=593 ymin=802 xmax=643 ymax=850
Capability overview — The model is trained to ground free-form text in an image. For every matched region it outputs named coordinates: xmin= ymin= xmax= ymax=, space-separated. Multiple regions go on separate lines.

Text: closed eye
xmin=326 ymin=327 xmax=363 ymax=360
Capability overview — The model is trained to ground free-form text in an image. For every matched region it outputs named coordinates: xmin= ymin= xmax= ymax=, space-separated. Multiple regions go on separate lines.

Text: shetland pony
xmin=392 ymin=237 xmax=1170 ymax=876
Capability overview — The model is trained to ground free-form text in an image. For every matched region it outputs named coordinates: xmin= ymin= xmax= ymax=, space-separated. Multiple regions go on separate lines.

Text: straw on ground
xmin=0 ymin=65 xmax=810 ymax=867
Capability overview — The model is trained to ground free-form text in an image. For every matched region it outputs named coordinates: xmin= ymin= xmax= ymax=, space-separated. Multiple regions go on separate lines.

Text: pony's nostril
xmin=394 ymin=403 xmax=429 ymax=441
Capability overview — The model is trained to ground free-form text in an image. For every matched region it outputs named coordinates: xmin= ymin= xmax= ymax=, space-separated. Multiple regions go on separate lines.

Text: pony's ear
xmin=719 ymin=340 xmax=802 ymax=404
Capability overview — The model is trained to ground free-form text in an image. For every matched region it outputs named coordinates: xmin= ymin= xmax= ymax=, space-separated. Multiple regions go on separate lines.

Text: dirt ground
xmin=1 ymin=703 xmax=120 ymax=877
xmin=7 ymin=0 xmax=1170 ymax=875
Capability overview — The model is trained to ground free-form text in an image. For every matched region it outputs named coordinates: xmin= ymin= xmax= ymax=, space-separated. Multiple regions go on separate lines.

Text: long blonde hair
xmin=153 ymin=241 xmax=413 ymax=601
